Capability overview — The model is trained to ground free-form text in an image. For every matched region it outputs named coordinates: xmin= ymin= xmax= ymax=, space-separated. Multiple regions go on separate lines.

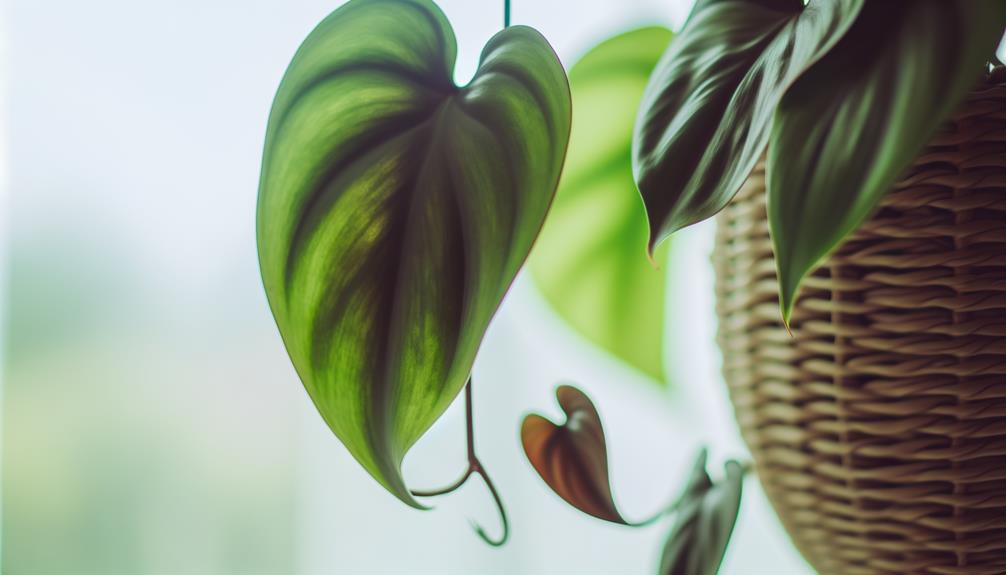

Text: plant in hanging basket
xmin=632 ymin=1 xmax=1006 ymax=573
xmin=633 ymin=0 xmax=1006 ymax=322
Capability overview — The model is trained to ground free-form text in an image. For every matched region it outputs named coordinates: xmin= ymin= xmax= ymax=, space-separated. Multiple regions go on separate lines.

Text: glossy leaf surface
xmin=768 ymin=1 xmax=1006 ymax=321
xmin=660 ymin=451 xmax=744 ymax=575
xmin=530 ymin=27 xmax=672 ymax=383
xmin=633 ymin=0 xmax=862 ymax=251
xmin=521 ymin=385 xmax=627 ymax=524
xmin=257 ymin=0 xmax=571 ymax=506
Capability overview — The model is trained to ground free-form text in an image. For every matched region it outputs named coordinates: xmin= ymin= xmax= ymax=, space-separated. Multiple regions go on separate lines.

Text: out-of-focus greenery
xmin=3 ymin=224 xmax=299 ymax=575
xmin=530 ymin=26 xmax=673 ymax=384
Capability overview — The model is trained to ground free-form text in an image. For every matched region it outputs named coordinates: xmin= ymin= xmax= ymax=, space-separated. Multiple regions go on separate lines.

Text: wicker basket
xmin=714 ymin=77 xmax=1006 ymax=575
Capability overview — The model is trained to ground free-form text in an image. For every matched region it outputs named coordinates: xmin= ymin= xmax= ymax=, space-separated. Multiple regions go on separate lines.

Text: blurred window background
xmin=2 ymin=1 xmax=814 ymax=573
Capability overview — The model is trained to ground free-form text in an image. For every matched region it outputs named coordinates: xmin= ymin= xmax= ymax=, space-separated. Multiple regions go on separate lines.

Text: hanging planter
xmin=715 ymin=77 xmax=1006 ymax=574
xmin=632 ymin=0 xmax=1006 ymax=572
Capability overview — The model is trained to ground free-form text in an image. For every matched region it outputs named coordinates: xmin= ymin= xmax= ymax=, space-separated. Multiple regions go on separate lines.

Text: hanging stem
xmin=630 ymin=500 xmax=684 ymax=528
xmin=410 ymin=378 xmax=510 ymax=547
xmin=635 ymin=458 xmax=756 ymax=526
xmin=629 ymin=487 xmax=702 ymax=527
xmin=626 ymin=460 xmax=754 ymax=528
xmin=504 ymin=0 xmax=510 ymax=28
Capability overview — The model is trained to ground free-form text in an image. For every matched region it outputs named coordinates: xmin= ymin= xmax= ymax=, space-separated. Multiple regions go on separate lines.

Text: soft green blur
xmin=5 ymin=223 xmax=299 ymax=575
xmin=530 ymin=26 xmax=673 ymax=384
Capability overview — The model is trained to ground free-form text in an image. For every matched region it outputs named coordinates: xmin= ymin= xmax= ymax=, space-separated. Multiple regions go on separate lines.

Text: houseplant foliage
xmin=633 ymin=0 xmax=864 ymax=251
xmin=257 ymin=0 xmax=571 ymax=508
xmin=658 ymin=452 xmax=744 ymax=575
xmin=521 ymin=385 xmax=746 ymax=574
xmin=529 ymin=26 xmax=673 ymax=383
xmin=521 ymin=384 xmax=633 ymax=524
xmin=766 ymin=2 xmax=1006 ymax=318
xmin=633 ymin=0 xmax=1006 ymax=321
xmin=521 ymin=29 xmax=748 ymax=571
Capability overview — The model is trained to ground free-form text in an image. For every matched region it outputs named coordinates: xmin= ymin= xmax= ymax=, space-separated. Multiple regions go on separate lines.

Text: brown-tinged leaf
xmin=521 ymin=385 xmax=627 ymax=524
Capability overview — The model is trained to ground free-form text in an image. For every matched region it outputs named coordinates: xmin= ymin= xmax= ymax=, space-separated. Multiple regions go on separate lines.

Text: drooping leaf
xmin=257 ymin=0 xmax=571 ymax=506
xmin=521 ymin=385 xmax=628 ymax=524
xmin=768 ymin=1 xmax=1006 ymax=322
xmin=529 ymin=27 xmax=673 ymax=383
xmin=632 ymin=0 xmax=862 ymax=252
xmin=659 ymin=452 xmax=745 ymax=575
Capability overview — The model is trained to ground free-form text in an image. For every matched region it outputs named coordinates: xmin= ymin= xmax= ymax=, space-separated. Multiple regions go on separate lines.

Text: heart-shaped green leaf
xmin=632 ymin=0 xmax=862 ymax=251
xmin=529 ymin=27 xmax=673 ymax=383
xmin=768 ymin=1 xmax=1006 ymax=322
xmin=659 ymin=452 xmax=745 ymax=575
xmin=521 ymin=385 xmax=628 ymax=524
xmin=257 ymin=0 xmax=571 ymax=506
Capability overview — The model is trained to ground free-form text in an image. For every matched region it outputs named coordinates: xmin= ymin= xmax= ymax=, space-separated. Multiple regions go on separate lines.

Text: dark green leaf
xmin=633 ymin=0 xmax=862 ymax=251
xmin=529 ymin=27 xmax=673 ymax=382
xmin=660 ymin=453 xmax=745 ymax=575
xmin=521 ymin=385 xmax=628 ymax=524
xmin=769 ymin=1 xmax=1006 ymax=322
xmin=257 ymin=0 xmax=571 ymax=506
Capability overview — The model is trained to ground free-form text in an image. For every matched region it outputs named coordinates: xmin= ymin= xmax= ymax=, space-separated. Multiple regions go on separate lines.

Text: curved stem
xmin=628 ymin=459 xmax=754 ymax=527
xmin=409 ymin=377 xmax=510 ymax=547
xmin=470 ymin=464 xmax=510 ymax=547
xmin=629 ymin=495 xmax=685 ymax=527
xmin=410 ymin=469 xmax=472 ymax=498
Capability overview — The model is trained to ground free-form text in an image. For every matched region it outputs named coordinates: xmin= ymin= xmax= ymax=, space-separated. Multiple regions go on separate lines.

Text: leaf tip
xmin=775 ymin=257 xmax=802 ymax=336
xmin=780 ymin=304 xmax=794 ymax=337
xmin=646 ymin=246 xmax=660 ymax=270
xmin=646 ymin=229 xmax=670 ymax=269
xmin=398 ymin=489 xmax=433 ymax=511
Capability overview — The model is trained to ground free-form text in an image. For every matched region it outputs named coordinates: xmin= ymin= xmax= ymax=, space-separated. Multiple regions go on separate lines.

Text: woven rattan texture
xmin=714 ymin=80 xmax=1006 ymax=575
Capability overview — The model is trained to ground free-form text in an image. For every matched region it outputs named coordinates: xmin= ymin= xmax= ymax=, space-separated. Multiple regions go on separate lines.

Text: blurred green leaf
xmin=769 ymin=1 xmax=1006 ymax=322
xmin=632 ymin=0 xmax=862 ymax=251
xmin=530 ymin=27 xmax=673 ymax=382
xmin=659 ymin=451 xmax=745 ymax=575
xmin=257 ymin=0 xmax=570 ymax=506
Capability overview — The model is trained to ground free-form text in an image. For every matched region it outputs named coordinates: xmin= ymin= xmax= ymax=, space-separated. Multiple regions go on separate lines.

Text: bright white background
xmin=3 ymin=0 xmax=814 ymax=573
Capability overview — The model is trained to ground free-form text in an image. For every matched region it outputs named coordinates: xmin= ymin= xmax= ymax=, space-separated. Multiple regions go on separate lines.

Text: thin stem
xmin=409 ymin=377 xmax=510 ymax=547
xmin=464 ymin=381 xmax=476 ymax=460
xmin=629 ymin=459 xmax=754 ymax=527
xmin=629 ymin=495 xmax=686 ymax=527
xmin=504 ymin=0 xmax=510 ymax=28
xmin=410 ymin=469 xmax=471 ymax=498
xmin=469 ymin=465 xmax=510 ymax=547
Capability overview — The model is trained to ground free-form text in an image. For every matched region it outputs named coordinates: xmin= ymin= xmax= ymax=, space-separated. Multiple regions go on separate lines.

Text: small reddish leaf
xmin=521 ymin=385 xmax=627 ymax=524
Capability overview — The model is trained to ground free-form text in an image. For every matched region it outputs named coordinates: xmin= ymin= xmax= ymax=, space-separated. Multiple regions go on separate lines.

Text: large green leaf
xmin=529 ymin=27 xmax=672 ymax=382
xmin=632 ymin=0 xmax=862 ymax=251
xmin=769 ymin=1 xmax=1006 ymax=322
xmin=256 ymin=0 xmax=571 ymax=506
